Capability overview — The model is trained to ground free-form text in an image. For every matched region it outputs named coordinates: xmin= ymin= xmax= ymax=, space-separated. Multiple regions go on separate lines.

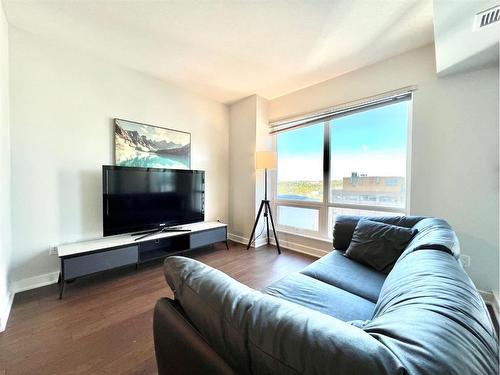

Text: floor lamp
xmin=247 ymin=151 xmax=281 ymax=254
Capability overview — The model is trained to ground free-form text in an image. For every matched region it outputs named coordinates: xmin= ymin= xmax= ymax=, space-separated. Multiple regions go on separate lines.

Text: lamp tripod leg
xmin=265 ymin=201 xmax=281 ymax=254
xmin=264 ymin=204 xmax=270 ymax=245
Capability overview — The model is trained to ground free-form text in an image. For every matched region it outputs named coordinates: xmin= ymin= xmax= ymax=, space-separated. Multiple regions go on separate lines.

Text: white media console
xmin=57 ymin=221 xmax=228 ymax=298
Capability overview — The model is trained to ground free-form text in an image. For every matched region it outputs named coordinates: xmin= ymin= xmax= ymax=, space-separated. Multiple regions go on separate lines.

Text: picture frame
xmin=114 ymin=118 xmax=191 ymax=169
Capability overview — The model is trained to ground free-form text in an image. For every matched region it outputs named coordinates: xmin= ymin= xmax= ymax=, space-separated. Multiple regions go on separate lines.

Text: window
xmin=330 ymin=101 xmax=408 ymax=209
xmin=277 ymin=206 xmax=319 ymax=232
xmin=274 ymin=98 xmax=410 ymax=238
xmin=276 ymin=123 xmax=323 ymax=202
xmin=327 ymin=207 xmax=400 ymax=239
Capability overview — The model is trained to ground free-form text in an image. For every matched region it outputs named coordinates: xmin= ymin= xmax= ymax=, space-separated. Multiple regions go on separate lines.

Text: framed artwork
xmin=114 ymin=118 xmax=191 ymax=169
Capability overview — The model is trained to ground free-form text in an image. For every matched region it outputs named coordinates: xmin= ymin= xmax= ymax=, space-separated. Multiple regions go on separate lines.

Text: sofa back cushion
xmin=366 ymin=249 xmax=498 ymax=374
xmin=333 ymin=215 xmax=425 ymax=251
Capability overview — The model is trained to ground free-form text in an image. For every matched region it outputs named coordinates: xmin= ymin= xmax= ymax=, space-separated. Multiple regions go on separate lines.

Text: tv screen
xmin=103 ymin=165 xmax=205 ymax=236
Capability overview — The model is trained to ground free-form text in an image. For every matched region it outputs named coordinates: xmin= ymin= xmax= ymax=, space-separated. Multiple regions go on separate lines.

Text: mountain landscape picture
xmin=115 ymin=119 xmax=190 ymax=169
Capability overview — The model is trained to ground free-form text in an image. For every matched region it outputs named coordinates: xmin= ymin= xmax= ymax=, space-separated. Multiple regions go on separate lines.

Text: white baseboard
xmin=0 ymin=271 xmax=60 ymax=333
xmin=0 ymin=291 xmax=14 ymax=332
xmin=269 ymin=237 xmax=329 ymax=258
xmin=12 ymin=271 xmax=60 ymax=294
xmin=230 ymin=230 xmax=329 ymax=258
xmin=492 ymin=291 xmax=499 ymax=321
xmin=480 ymin=290 xmax=499 ymax=321
xmin=227 ymin=233 xmax=247 ymax=245
xmin=228 ymin=233 xmax=268 ymax=248
xmin=480 ymin=290 xmax=494 ymax=304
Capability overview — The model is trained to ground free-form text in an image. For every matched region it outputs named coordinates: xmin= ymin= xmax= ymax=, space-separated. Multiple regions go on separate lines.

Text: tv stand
xmin=57 ymin=222 xmax=228 ymax=299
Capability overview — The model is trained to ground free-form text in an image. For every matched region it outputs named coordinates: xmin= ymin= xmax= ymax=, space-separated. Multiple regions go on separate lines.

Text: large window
xmin=274 ymin=98 xmax=410 ymax=239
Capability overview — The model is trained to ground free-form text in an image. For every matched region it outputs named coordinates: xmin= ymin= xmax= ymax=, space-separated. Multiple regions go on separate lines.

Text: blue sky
xmin=277 ymin=101 xmax=409 ymax=181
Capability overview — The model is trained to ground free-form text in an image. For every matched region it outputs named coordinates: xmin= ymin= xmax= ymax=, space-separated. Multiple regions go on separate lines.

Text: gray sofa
xmin=153 ymin=216 xmax=499 ymax=374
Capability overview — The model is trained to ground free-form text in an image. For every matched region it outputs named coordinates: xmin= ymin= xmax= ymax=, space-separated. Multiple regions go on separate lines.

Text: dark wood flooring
xmin=0 ymin=242 xmax=314 ymax=375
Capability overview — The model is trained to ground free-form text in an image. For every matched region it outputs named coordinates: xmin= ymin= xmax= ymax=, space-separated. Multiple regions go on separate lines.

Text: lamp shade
xmin=255 ymin=151 xmax=277 ymax=170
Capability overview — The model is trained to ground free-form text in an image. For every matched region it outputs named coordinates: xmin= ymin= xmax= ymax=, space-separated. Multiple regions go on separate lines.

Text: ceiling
xmin=3 ymin=0 xmax=434 ymax=104
xmin=433 ymin=0 xmax=499 ymax=76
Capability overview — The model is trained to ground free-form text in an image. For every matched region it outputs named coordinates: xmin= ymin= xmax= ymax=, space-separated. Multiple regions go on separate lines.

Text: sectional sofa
xmin=153 ymin=216 xmax=499 ymax=374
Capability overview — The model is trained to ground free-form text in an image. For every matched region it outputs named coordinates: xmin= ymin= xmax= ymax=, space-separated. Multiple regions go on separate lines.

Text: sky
xmin=277 ymin=101 xmax=409 ymax=181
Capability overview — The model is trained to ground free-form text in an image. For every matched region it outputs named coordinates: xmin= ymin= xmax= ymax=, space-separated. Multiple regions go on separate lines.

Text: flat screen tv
xmin=102 ymin=165 xmax=205 ymax=236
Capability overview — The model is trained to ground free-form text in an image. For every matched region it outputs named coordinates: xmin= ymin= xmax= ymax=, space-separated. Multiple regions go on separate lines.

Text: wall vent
xmin=473 ymin=5 xmax=500 ymax=31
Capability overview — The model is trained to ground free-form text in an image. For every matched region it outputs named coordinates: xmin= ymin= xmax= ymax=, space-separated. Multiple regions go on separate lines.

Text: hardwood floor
xmin=0 ymin=242 xmax=314 ymax=375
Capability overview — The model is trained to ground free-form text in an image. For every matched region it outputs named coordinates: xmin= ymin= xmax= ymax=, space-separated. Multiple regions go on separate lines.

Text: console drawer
xmin=190 ymin=227 xmax=226 ymax=249
xmin=63 ymin=245 xmax=138 ymax=280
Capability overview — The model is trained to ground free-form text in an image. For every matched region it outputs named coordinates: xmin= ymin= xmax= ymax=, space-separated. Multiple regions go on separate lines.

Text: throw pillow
xmin=345 ymin=219 xmax=417 ymax=274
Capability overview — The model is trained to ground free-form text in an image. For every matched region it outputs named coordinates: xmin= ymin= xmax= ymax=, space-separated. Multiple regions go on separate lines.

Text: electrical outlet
xmin=460 ymin=254 xmax=471 ymax=268
xmin=48 ymin=244 xmax=58 ymax=256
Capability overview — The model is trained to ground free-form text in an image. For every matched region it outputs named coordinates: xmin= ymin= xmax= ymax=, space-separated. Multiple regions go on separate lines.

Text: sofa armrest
xmin=153 ymin=298 xmax=235 ymax=375
xmin=164 ymin=256 xmax=405 ymax=375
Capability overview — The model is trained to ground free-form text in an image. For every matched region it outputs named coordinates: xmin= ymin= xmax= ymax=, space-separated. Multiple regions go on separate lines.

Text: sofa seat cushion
xmin=300 ymin=250 xmax=386 ymax=303
xmin=263 ymin=272 xmax=375 ymax=321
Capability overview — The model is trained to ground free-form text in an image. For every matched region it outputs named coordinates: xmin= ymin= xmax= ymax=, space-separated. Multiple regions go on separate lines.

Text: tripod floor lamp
xmin=247 ymin=151 xmax=281 ymax=254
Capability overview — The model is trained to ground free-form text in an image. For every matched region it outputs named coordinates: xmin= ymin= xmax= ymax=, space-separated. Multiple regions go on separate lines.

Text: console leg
xmin=59 ymin=280 xmax=65 ymax=300
xmin=225 ymin=240 xmax=229 ymax=251
xmin=59 ymin=259 xmax=65 ymax=299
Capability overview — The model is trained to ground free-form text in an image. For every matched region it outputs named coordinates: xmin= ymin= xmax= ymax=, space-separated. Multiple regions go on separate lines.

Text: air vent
xmin=473 ymin=5 xmax=500 ymax=31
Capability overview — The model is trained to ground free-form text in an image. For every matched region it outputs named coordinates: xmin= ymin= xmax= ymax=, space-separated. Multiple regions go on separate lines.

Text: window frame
xmin=271 ymin=97 xmax=413 ymax=240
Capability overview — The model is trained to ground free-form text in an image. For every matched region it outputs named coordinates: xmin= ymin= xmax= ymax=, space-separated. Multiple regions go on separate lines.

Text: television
xmin=102 ymin=165 xmax=205 ymax=236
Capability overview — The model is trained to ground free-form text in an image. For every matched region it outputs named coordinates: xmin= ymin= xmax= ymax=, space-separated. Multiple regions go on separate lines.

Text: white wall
xmin=228 ymin=96 xmax=257 ymax=242
xmin=0 ymin=3 xmax=12 ymax=331
xmin=9 ymin=28 xmax=229 ymax=283
xmin=228 ymin=95 xmax=273 ymax=246
xmin=269 ymin=44 xmax=499 ymax=292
